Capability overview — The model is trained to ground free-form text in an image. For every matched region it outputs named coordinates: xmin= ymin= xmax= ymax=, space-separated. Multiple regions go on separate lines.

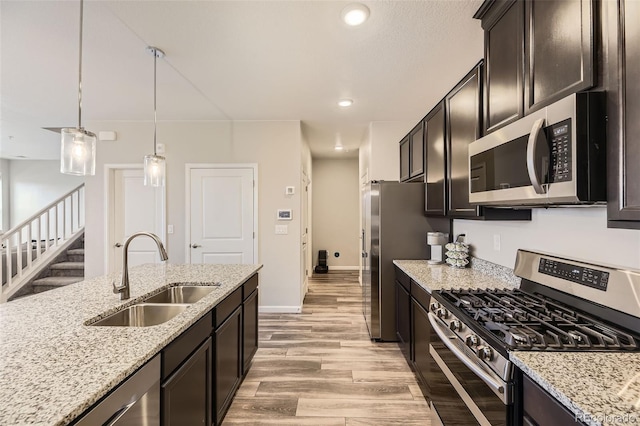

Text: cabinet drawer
xmin=243 ymin=274 xmax=258 ymax=300
xmin=163 ymin=312 xmax=212 ymax=379
xmin=411 ymin=280 xmax=430 ymax=310
xmin=395 ymin=266 xmax=411 ymax=292
xmin=215 ymin=287 xmax=243 ymax=328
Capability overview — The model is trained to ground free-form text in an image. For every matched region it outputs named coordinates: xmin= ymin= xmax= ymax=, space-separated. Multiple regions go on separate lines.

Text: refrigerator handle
xmin=361 ymin=229 xmax=366 ymax=258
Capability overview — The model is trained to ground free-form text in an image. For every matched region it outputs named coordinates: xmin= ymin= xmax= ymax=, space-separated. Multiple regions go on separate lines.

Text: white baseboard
xmin=259 ymin=305 xmax=302 ymax=314
xmin=327 ymin=266 xmax=359 ymax=271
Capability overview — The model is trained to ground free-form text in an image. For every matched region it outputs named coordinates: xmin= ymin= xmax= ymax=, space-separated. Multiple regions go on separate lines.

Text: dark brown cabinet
xmin=409 ymin=122 xmax=425 ymax=179
xmin=446 ymin=64 xmax=482 ymax=217
xmin=606 ymin=0 xmax=640 ymax=229
xmin=399 ymin=137 xmax=410 ymax=182
xmin=214 ymin=305 xmax=243 ymax=424
xmin=525 ymin=0 xmax=594 ymax=113
xmin=411 ymin=282 xmax=431 ymax=400
xmin=399 ymin=123 xmax=425 ymax=182
xmin=395 ymin=279 xmax=411 ymax=361
xmin=243 ymin=288 xmax=259 ymax=373
xmin=476 ymin=0 xmax=595 ymax=134
xmin=162 ymin=338 xmax=212 ymax=426
xmin=482 ymin=0 xmax=524 ymax=134
xmin=425 ymin=102 xmax=447 ymax=216
xmin=521 ymin=374 xmax=586 ymax=425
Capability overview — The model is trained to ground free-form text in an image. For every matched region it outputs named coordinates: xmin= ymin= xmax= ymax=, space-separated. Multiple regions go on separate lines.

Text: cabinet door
xmin=215 ymin=305 xmax=242 ymax=424
xmin=525 ymin=0 xmax=594 ymax=113
xmin=243 ymin=289 xmax=259 ymax=373
xmin=395 ymin=281 xmax=411 ymax=361
xmin=399 ymin=137 xmax=411 ymax=182
xmin=446 ymin=64 xmax=482 ymax=217
xmin=409 ymin=122 xmax=425 ymax=179
xmin=484 ymin=0 xmax=524 ymax=134
xmin=424 ymin=102 xmax=446 ymax=216
xmin=607 ymin=0 xmax=640 ymax=227
xmin=411 ymin=297 xmax=430 ymax=399
xmin=162 ymin=338 xmax=212 ymax=426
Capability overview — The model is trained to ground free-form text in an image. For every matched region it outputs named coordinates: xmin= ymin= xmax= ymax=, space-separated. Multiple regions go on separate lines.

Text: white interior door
xmin=111 ymin=168 xmax=165 ymax=272
xmin=301 ymin=170 xmax=311 ymax=294
xmin=189 ymin=167 xmax=255 ymax=264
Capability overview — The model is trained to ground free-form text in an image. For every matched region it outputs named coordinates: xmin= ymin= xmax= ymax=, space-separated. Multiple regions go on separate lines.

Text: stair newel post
xmin=26 ymin=223 xmax=32 ymax=270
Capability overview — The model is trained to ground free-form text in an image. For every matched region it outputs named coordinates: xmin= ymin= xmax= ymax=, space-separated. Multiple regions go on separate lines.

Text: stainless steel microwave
xmin=468 ymin=92 xmax=606 ymax=206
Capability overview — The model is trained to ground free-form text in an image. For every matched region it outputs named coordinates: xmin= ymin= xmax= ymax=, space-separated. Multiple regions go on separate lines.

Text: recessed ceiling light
xmin=341 ymin=3 xmax=370 ymax=26
xmin=338 ymin=99 xmax=353 ymax=107
xmin=334 ymin=145 xmax=344 ymax=151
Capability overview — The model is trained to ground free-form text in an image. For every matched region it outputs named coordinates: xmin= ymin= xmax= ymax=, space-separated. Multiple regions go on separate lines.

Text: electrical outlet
xmin=493 ymin=234 xmax=501 ymax=251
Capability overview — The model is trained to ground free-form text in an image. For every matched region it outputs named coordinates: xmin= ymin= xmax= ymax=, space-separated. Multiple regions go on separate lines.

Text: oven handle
xmin=428 ymin=312 xmax=509 ymax=404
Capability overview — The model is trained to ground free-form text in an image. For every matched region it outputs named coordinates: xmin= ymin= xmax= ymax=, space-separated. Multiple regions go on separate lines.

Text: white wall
xmin=7 ymin=160 xmax=84 ymax=227
xmin=312 ymin=158 xmax=360 ymax=269
xmin=84 ymin=120 xmax=304 ymax=312
xmin=359 ymin=121 xmax=414 ymax=182
xmin=454 ymin=208 xmax=640 ymax=270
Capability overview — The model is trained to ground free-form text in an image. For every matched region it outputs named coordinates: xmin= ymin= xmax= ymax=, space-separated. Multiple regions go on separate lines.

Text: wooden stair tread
xmin=66 ymin=249 xmax=85 ymax=255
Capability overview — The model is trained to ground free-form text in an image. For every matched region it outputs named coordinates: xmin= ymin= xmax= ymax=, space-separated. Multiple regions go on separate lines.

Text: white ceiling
xmin=0 ymin=0 xmax=484 ymax=160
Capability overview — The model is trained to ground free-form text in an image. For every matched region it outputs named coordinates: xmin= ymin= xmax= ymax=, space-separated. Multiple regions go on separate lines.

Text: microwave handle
xmin=526 ymin=118 xmax=549 ymax=195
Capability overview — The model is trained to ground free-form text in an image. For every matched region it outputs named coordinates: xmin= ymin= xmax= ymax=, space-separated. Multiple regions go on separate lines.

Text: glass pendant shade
xmin=144 ymin=154 xmax=166 ymax=187
xmin=60 ymin=128 xmax=96 ymax=176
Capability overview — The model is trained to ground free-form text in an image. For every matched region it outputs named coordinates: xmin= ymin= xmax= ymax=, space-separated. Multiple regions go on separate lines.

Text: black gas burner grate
xmin=438 ymin=288 xmax=639 ymax=351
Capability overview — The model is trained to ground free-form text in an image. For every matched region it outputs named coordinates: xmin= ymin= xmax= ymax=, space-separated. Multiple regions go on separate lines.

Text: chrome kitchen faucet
xmin=113 ymin=232 xmax=168 ymax=300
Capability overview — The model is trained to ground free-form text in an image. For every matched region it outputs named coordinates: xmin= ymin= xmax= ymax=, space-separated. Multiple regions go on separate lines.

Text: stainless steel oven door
xmin=427 ymin=312 xmax=514 ymax=426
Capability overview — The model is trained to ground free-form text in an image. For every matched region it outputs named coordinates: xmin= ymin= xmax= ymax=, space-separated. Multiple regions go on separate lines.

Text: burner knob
xmin=449 ymin=320 xmax=462 ymax=332
xmin=436 ymin=308 xmax=449 ymax=319
xmin=477 ymin=346 xmax=494 ymax=361
xmin=465 ymin=334 xmax=479 ymax=347
xmin=430 ymin=302 xmax=441 ymax=312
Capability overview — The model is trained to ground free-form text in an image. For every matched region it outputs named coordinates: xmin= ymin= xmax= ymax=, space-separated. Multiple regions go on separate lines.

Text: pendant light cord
xmin=78 ymin=0 xmax=84 ymax=130
xmin=153 ymin=48 xmax=158 ymax=156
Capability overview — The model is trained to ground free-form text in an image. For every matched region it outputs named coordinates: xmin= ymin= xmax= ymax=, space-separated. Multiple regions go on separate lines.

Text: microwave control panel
xmin=548 ymin=119 xmax=572 ymax=182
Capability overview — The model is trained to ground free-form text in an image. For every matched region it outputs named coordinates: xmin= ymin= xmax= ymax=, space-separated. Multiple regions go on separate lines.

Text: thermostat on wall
xmin=277 ymin=209 xmax=292 ymax=220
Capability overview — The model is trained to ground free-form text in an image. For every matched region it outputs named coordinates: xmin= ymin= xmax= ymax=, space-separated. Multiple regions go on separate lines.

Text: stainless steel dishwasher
xmin=75 ymin=355 xmax=160 ymax=426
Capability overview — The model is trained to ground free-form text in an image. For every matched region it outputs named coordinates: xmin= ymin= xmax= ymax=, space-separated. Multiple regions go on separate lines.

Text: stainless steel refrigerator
xmin=361 ymin=181 xmax=431 ymax=341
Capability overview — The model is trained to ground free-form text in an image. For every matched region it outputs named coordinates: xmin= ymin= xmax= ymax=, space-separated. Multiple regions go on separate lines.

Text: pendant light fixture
xmin=144 ymin=46 xmax=166 ymax=187
xmin=61 ymin=0 xmax=96 ymax=176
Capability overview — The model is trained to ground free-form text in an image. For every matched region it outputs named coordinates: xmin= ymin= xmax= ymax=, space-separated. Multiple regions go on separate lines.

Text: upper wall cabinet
xmin=482 ymin=0 xmax=524 ymax=134
xmin=399 ymin=122 xmax=425 ymax=182
xmin=447 ymin=64 xmax=483 ymax=217
xmin=475 ymin=0 xmax=595 ymax=135
xmin=399 ymin=136 xmax=411 ymax=182
xmin=606 ymin=0 xmax=640 ymax=229
xmin=424 ymin=102 xmax=447 ymax=216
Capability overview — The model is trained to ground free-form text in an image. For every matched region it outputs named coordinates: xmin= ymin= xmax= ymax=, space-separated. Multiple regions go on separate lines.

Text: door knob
xmin=115 ymin=243 xmax=122 ymax=248
xmin=191 ymin=244 xmax=201 ymax=248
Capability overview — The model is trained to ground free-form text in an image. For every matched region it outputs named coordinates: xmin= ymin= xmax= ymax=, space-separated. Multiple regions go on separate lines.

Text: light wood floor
xmin=223 ymin=271 xmax=431 ymax=425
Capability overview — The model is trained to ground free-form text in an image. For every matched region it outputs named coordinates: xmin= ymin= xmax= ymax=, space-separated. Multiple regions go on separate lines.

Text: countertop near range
xmin=393 ymin=258 xmax=520 ymax=293
xmin=512 ymin=351 xmax=640 ymax=426
xmin=0 ymin=263 xmax=262 ymax=426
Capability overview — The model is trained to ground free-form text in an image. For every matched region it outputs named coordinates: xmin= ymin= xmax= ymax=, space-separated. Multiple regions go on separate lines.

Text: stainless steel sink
xmin=89 ymin=303 xmax=190 ymax=327
xmin=143 ymin=285 xmax=218 ymax=304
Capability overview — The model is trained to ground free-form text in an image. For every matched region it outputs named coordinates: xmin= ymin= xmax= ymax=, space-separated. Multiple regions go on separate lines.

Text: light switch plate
xmin=275 ymin=225 xmax=288 ymax=235
xmin=285 ymin=186 xmax=295 ymax=195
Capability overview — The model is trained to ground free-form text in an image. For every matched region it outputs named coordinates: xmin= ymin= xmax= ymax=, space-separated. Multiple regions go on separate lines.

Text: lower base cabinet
xmin=412 ymin=298 xmax=430 ymax=394
xmin=162 ymin=338 xmax=212 ymax=426
xmin=215 ymin=305 xmax=243 ymax=424
xmin=243 ymin=288 xmax=259 ymax=373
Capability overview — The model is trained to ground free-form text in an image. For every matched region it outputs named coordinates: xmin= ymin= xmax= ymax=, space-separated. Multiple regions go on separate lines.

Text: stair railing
xmin=1 ymin=184 xmax=85 ymax=302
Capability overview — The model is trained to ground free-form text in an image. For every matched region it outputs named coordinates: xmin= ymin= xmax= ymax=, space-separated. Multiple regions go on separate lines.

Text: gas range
xmin=426 ymin=249 xmax=640 ymax=424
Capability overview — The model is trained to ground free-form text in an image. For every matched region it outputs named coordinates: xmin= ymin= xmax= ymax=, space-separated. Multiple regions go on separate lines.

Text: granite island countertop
xmin=0 ymin=263 xmax=262 ymax=425
xmin=393 ymin=258 xmax=520 ymax=293
xmin=512 ymin=351 xmax=640 ymax=426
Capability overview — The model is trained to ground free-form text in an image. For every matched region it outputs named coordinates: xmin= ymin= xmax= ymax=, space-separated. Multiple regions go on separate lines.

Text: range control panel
xmin=548 ymin=119 xmax=572 ymax=183
xmin=539 ymin=258 xmax=609 ymax=291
